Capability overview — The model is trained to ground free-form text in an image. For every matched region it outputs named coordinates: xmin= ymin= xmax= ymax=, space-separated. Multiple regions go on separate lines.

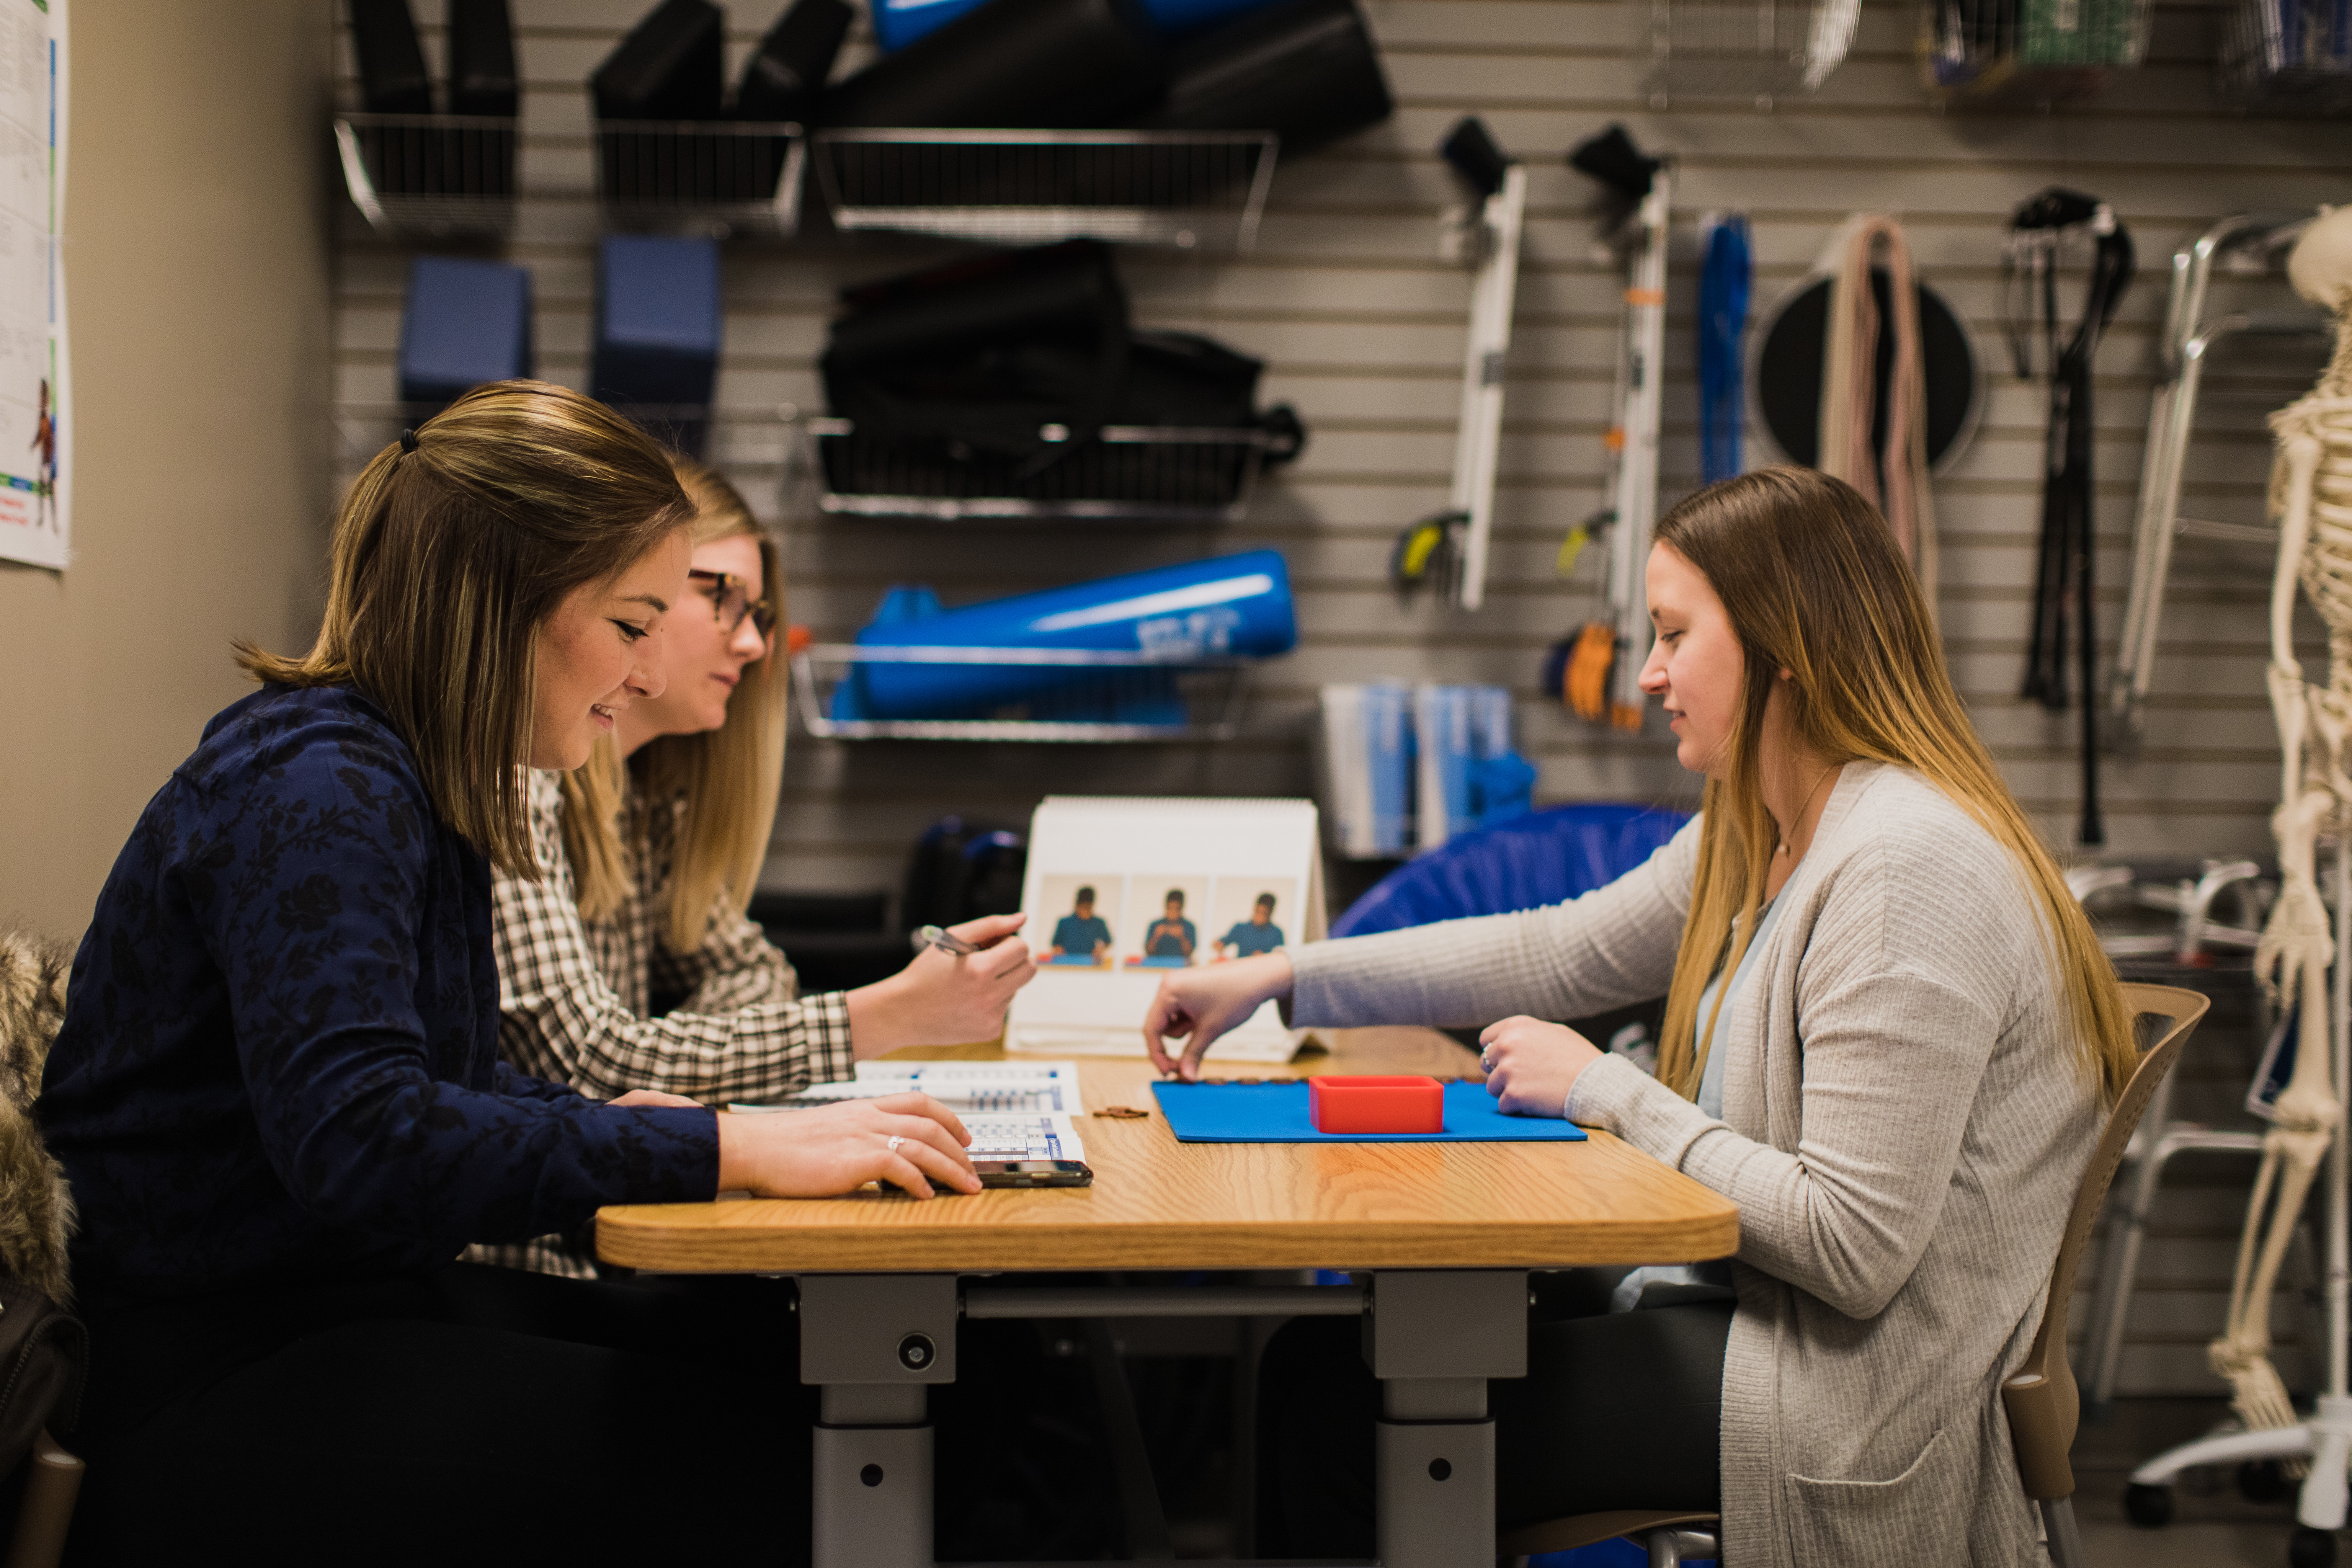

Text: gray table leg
xmin=799 ymin=1274 xmax=959 ymax=1568
xmin=1367 ymin=1270 xmax=1529 ymax=1568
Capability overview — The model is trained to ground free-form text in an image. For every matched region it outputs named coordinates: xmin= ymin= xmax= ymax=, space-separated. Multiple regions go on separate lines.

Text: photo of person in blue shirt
xmin=1047 ymin=886 xmax=1115 ymax=967
xmin=1142 ymin=889 xmax=1198 ymax=963
xmin=1214 ymin=892 xmax=1286 ymax=959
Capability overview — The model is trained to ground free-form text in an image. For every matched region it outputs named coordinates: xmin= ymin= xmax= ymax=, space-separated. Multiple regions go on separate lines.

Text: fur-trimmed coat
xmin=0 ymin=931 xmax=74 ymax=1307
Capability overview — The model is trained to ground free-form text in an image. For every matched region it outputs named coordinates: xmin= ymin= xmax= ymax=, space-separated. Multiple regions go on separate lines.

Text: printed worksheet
xmin=739 ymin=1060 xmax=1084 ymax=1114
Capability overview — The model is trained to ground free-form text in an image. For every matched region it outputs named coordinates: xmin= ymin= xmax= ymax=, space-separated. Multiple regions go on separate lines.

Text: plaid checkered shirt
xmin=472 ymin=769 xmax=856 ymax=1276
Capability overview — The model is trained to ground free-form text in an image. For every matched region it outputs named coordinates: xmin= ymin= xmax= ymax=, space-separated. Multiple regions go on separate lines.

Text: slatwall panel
xmin=333 ymin=0 xmax=2352 ymax=1393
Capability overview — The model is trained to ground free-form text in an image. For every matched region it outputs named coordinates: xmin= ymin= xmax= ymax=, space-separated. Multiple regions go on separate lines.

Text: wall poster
xmin=0 ymin=0 xmax=62 ymax=570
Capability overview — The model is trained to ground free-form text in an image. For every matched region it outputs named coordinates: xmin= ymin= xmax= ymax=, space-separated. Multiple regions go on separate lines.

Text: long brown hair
xmin=1652 ymin=466 xmax=2134 ymax=1103
xmin=238 ymin=381 xmax=693 ymax=875
xmin=560 ymin=461 xmax=786 ymax=954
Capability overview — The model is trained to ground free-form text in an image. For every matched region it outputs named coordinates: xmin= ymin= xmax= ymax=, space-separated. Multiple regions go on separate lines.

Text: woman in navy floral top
xmin=40 ymin=382 xmax=977 ymax=1567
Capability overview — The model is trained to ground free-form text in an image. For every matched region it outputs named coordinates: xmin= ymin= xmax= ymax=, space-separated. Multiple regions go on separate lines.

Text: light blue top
xmin=1610 ymin=893 xmax=1782 ymax=1312
xmin=1695 ymin=895 xmax=1785 ymax=1120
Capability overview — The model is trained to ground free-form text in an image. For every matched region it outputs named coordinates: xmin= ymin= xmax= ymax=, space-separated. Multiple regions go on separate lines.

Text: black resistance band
xmin=2007 ymin=188 xmax=2133 ymax=848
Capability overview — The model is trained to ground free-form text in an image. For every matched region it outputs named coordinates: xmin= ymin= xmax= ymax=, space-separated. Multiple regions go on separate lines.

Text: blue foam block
xmin=591 ymin=234 xmax=721 ymax=410
xmin=399 ymin=256 xmax=532 ymax=407
xmin=1151 ymin=1080 xmax=1588 ymax=1143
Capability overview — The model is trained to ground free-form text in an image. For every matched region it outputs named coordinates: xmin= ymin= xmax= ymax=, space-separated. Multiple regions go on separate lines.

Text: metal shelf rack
xmin=1646 ymin=0 xmax=1860 ymax=107
xmin=2217 ymin=0 xmax=2352 ymax=111
xmin=593 ymin=119 xmax=807 ymax=239
xmin=334 ymin=113 xmax=519 ymax=241
xmin=794 ymin=415 xmax=1281 ymax=523
xmin=791 ymin=644 xmax=1258 ymax=742
xmin=809 ymin=128 xmax=1278 ymax=250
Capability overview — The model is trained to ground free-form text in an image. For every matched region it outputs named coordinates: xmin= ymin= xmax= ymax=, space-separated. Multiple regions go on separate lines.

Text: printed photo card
xmin=1008 ymin=798 xmax=1323 ymax=1062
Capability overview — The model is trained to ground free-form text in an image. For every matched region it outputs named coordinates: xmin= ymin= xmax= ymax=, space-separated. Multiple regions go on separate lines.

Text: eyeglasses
xmin=688 ymin=568 xmax=776 ymax=639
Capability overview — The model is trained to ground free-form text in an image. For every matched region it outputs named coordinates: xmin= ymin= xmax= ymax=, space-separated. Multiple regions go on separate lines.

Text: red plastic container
xmin=1307 ymin=1075 xmax=1444 ymax=1134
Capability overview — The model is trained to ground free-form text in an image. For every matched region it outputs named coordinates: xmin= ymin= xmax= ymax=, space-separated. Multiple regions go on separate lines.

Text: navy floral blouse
xmin=38 ymin=684 xmax=720 ymax=1305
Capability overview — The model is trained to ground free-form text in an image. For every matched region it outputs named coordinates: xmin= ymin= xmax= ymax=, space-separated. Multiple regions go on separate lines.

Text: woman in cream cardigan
xmin=1143 ymin=466 xmax=2135 ymax=1565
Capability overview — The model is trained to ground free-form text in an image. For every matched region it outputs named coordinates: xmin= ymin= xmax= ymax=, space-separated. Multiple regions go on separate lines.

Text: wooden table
xmin=597 ymin=1028 xmax=1738 ymax=1568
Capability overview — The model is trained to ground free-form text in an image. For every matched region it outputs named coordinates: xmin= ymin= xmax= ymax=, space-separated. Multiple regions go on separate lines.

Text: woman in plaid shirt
xmin=486 ymin=462 xmax=1034 ymax=1273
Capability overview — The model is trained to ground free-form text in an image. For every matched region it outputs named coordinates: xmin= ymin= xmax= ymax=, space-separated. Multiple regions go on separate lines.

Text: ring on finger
xmin=1480 ymin=1051 xmax=1493 ymax=1072
xmin=887 ymin=1135 xmax=905 ymax=1153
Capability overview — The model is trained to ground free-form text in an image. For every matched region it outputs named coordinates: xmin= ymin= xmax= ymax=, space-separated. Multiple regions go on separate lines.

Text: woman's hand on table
xmin=849 ymin=912 xmax=1037 ymax=1056
xmin=716 ymin=1093 xmax=982 ymax=1199
xmin=1478 ymin=1016 xmax=1604 ymax=1119
xmin=1144 ymin=952 xmax=1295 ymax=1082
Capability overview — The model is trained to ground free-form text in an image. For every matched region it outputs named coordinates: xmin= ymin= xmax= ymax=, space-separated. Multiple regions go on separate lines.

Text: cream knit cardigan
xmin=1288 ymin=762 xmax=2096 ymax=1566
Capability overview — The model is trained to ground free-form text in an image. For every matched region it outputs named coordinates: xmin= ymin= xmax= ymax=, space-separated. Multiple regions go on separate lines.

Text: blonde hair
xmin=238 ymin=381 xmax=692 ymax=875
xmin=560 ymin=460 xmax=786 ymax=954
xmin=1651 ymin=466 xmax=2135 ymax=1104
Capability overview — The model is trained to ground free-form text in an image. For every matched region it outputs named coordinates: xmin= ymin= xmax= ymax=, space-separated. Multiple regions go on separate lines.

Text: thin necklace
xmin=1775 ymin=766 xmax=1837 ymax=857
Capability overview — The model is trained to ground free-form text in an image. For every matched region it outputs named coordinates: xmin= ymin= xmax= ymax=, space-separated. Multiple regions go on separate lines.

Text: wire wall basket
xmin=792 ymin=644 xmax=1258 ymax=742
xmin=797 ymin=416 xmax=1279 ymax=522
xmin=1919 ymin=0 xmax=2151 ymax=101
xmin=1646 ymin=0 xmax=1860 ymax=105
xmin=810 ymin=129 xmax=1279 ymax=249
xmin=2218 ymin=0 xmax=2352 ymax=110
xmin=593 ymin=119 xmax=805 ymax=238
xmin=334 ymin=114 xmax=518 ymax=240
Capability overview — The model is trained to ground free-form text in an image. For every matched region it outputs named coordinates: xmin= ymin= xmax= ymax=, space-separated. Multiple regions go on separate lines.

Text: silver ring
xmin=1480 ymin=1052 xmax=1493 ymax=1072
xmin=887 ymin=1135 xmax=905 ymax=1154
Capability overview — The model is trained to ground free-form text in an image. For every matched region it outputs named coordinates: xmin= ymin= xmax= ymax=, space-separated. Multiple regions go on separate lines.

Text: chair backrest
xmin=2003 ymin=982 xmax=2211 ymax=1500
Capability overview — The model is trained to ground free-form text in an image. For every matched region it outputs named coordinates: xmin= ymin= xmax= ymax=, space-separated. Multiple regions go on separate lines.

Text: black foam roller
xmin=1133 ymin=0 xmax=1392 ymax=157
xmin=348 ymin=0 xmax=433 ymax=115
xmin=447 ymin=0 xmax=519 ymax=118
xmin=819 ymin=0 xmax=1168 ymax=130
xmin=828 ymin=242 xmax=1129 ymax=377
xmin=591 ymin=0 xmax=725 ymax=122
xmin=737 ymin=0 xmax=853 ymax=120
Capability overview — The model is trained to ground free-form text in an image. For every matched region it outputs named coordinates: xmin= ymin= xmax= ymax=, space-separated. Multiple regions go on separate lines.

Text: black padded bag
xmin=819 ymin=0 xmax=1168 ymax=129
xmin=447 ymin=0 xmax=520 ymax=118
xmin=591 ymin=0 xmax=725 ymax=122
xmin=1134 ymin=0 xmax=1391 ymax=156
xmin=903 ymin=820 xmax=1030 ymax=935
xmin=0 ymin=1277 xmax=83 ymax=1474
xmin=737 ymin=0 xmax=854 ymax=121
xmin=348 ymin=0 xmax=433 ymax=114
xmin=823 ymin=242 xmax=1132 ymax=463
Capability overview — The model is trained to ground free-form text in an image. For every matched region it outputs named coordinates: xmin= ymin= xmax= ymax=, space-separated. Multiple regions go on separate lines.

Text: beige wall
xmin=0 ymin=0 xmax=333 ymax=942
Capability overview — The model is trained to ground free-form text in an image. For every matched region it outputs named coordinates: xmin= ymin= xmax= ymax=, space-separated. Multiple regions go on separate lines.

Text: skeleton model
xmin=2219 ymin=203 xmax=2352 ymax=1496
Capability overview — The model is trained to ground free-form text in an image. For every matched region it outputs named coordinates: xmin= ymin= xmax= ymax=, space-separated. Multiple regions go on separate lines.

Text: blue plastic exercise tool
xmin=872 ymin=0 xmax=1279 ymax=49
xmin=399 ymin=256 xmax=532 ymax=408
xmin=1331 ymin=801 xmax=1689 ymax=938
xmin=1152 ymin=1079 xmax=1586 ymax=1143
xmin=1697 ymin=214 xmax=1750 ymax=486
xmin=838 ymin=549 xmax=1297 ymax=721
xmin=590 ymin=234 xmax=721 ymax=423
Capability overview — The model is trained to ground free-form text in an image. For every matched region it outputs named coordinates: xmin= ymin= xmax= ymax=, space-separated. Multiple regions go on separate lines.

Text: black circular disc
xmin=1752 ymin=270 xmax=1980 ymax=475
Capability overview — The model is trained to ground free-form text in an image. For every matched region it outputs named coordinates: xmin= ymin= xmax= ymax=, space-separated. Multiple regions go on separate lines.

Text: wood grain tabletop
xmin=595 ymin=1027 xmax=1740 ymax=1274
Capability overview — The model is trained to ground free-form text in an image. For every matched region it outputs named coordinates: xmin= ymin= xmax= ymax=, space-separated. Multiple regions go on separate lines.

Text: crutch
xmin=1393 ymin=118 xmax=1526 ymax=611
xmin=2109 ymin=211 xmax=2321 ymax=751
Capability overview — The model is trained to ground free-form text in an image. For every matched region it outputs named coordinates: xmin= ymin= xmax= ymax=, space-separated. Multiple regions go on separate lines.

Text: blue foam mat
xmin=1151 ymin=1080 xmax=1588 ymax=1143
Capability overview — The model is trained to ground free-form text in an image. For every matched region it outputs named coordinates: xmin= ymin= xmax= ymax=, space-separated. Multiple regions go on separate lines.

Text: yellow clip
xmin=1398 ymin=520 xmax=1445 ymax=580
xmin=1610 ymin=701 xmax=1646 ymax=732
xmin=1555 ymin=525 xmax=1590 ymax=578
xmin=1624 ymin=288 xmax=1665 ymax=307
